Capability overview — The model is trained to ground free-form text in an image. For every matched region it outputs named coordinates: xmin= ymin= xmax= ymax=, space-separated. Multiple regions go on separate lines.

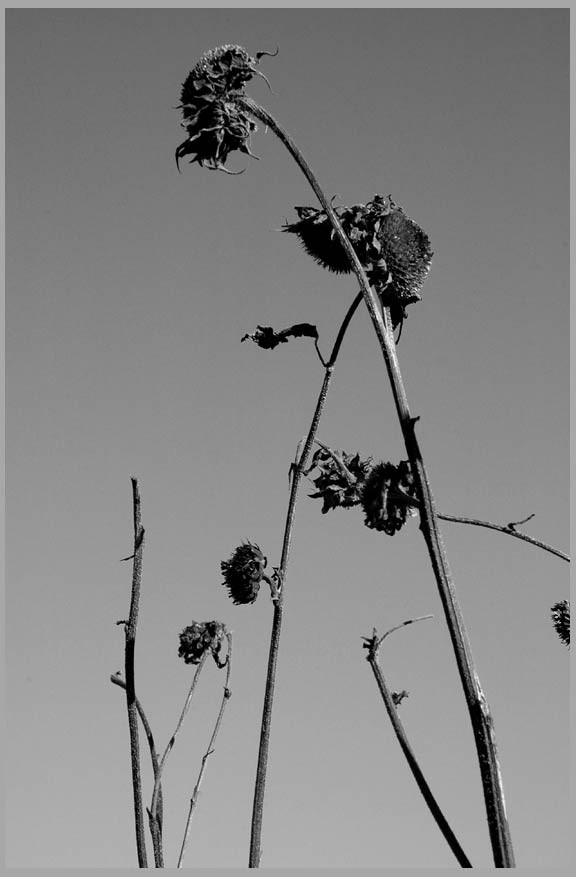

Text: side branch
xmin=438 ymin=513 xmax=569 ymax=562
xmin=111 ymin=672 xmax=163 ymax=834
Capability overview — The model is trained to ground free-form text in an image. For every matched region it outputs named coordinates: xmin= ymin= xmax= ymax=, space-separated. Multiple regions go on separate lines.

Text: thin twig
xmin=393 ymin=487 xmax=568 ymax=562
xmin=237 ymin=96 xmax=515 ymax=867
xmin=438 ymin=513 xmax=569 ymax=562
xmin=111 ymin=672 xmax=164 ymax=834
xmin=149 ymin=650 xmax=209 ymax=867
xmin=123 ymin=477 xmax=148 ymax=868
xmin=177 ymin=633 xmax=234 ymax=868
xmin=248 ymin=291 xmax=364 ymax=868
xmin=363 ymin=620 xmax=472 ymax=868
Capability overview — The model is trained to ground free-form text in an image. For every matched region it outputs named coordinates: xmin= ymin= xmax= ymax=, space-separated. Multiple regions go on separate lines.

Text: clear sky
xmin=6 ymin=7 xmax=570 ymax=870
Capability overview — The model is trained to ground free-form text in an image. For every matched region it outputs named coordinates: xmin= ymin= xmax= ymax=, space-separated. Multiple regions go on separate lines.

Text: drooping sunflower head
xmin=551 ymin=600 xmax=570 ymax=648
xmin=283 ymin=195 xmax=433 ymax=312
xmin=307 ymin=447 xmax=373 ymax=514
xmin=178 ymin=620 xmax=228 ymax=665
xmin=176 ymin=45 xmax=269 ymax=173
xmin=361 ymin=460 xmax=418 ymax=535
xmin=221 ymin=541 xmax=267 ymax=604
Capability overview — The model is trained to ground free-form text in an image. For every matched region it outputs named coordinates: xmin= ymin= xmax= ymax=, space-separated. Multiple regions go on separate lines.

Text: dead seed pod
xmin=178 ymin=620 xmax=228 ymax=666
xmin=176 ymin=44 xmax=269 ymax=173
xmin=283 ymin=195 xmax=433 ymax=308
xmin=221 ymin=541 xmax=268 ymax=604
xmin=361 ymin=460 xmax=418 ymax=535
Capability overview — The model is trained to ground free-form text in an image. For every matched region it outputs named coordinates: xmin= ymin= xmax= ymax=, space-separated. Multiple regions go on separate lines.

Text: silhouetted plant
xmin=113 ymin=40 xmax=569 ymax=871
xmin=172 ymin=42 xmax=571 ymax=870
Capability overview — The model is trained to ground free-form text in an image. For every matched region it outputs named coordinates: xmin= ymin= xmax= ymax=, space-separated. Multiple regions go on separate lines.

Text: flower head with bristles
xmin=551 ymin=600 xmax=570 ymax=648
xmin=283 ymin=195 xmax=433 ymax=316
xmin=176 ymin=45 xmax=273 ymax=173
xmin=221 ymin=541 xmax=267 ymax=604
xmin=178 ymin=620 xmax=228 ymax=666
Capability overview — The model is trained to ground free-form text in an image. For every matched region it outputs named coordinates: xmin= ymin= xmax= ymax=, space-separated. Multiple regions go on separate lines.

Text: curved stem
xmin=249 ymin=292 xmax=364 ymax=868
xmin=239 ymin=96 xmax=515 ymax=867
xmin=178 ymin=634 xmax=233 ymax=868
xmin=149 ymin=650 xmax=209 ymax=867
xmin=123 ymin=477 xmax=148 ymax=868
xmin=364 ymin=623 xmax=472 ymax=867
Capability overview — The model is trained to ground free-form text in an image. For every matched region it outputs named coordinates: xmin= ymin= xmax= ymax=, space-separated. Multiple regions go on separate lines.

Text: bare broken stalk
xmin=121 ymin=476 xmax=148 ymax=868
xmin=363 ymin=619 xmax=472 ymax=868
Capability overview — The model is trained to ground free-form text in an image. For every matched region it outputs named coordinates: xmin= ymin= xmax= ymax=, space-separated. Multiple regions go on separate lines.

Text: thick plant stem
xmin=123 ymin=477 xmax=148 ymax=868
xmin=364 ymin=623 xmax=472 ymax=868
xmin=249 ymin=292 xmax=364 ymax=867
xmin=238 ymin=96 xmax=515 ymax=868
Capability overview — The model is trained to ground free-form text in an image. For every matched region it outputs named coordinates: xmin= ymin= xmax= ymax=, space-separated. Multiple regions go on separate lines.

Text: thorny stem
xmin=123 ymin=477 xmax=148 ymax=868
xmin=111 ymin=673 xmax=164 ymax=838
xmin=363 ymin=620 xmax=472 ymax=867
xmin=236 ymin=95 xmax=515 ymax=867
xmin=177 ymin=633 xmax=233 ymax=868
xmin=248 ymin=291 xmax=365 ymax=868
xmin=149 ymin=650 xmax=209 ymax=867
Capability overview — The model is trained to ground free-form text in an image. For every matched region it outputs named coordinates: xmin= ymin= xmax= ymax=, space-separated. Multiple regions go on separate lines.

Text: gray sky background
xmin=6 ymin=7 xmax=570 ymax=869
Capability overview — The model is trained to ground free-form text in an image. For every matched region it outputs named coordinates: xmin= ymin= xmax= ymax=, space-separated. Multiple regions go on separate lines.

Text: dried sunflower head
xmin=176 ymin=44 xmax=265 ymax=173
xmin=551 ymin=600 xmax=570 ymax=647
xmin=307 ymin=447 xmax=372 ymax=513
xmin=283 ymin=195 xmax=433 ymax=312
xmin=361 ymin=460 xmax=418 ymax=535
xmin=178 ymin=620 xmax=228 ymax=666
xmin=221 ymin=541 xmax=267 ymax=604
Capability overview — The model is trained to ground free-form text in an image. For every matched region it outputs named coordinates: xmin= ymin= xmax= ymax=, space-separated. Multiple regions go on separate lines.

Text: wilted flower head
xmin=176 ymin=44 xmax=271 ymax=173
xmin=551 ymin=600 xmax=570 ymax=648
xmin=178 ymin=620 xmax=228 ymax=666
xmin=307 ymin=447 xmax=372 ymax=513
xmin=221 ymin=541 xmax=267 ymax=604
xmin=361 ymin=460 xmax=418 ymax=535
xmin=283 ymin=195 xmax=433 ymax=317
